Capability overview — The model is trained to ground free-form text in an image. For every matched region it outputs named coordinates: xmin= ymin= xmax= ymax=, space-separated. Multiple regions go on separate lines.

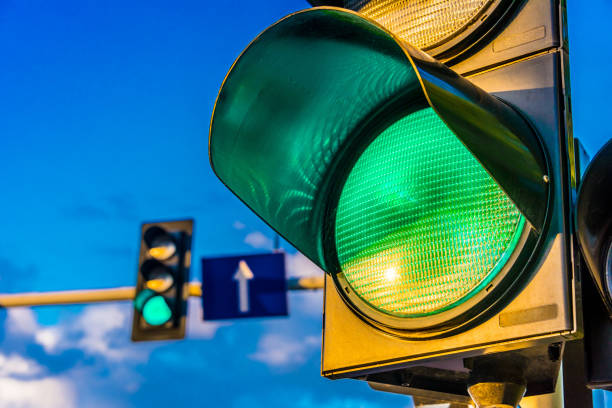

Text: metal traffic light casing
xmin=131 ymin=220 xmax=193 ymax=342
xmin=576 ymin=139 xmax=612 ymax=317
xmin=209 ymin=0 xmax=577 ymax=399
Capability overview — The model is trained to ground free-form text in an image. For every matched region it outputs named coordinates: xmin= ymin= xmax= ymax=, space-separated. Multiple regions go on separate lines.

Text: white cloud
xmin=5 ymin=300 xmax=227 ymax=363
xmin=291 ymin=291 xmax=324 ymax=317
xmin=73 ymin=304 xmax=132 ymax=361
xmin=6 ymin=308 xmax=65 ymax=354
xmin=0 ymin=376 xmax=76 ymax=408
xmin=6 ymin=308 xmax=38 ymax=336
xmin=5 ymin=304 xmax=143 ymax=362
xmin=7 ymin=308 xmax=67 ymax=354
xmin=186 ymin=298 xmax=229 ymax=339
xmin=34 ymin=328 xmax=62 ymax=353
xmin=0 ymin=352 xmax=77 ymax=408
xmin=244 ymin=231 xmax=273 ymax=249
xmin=249 ymin=333 xmax=319 ymax=368
xmin=233 ymin=220 xmax=246 ymax=230
xmin=285 ymin=252 xmax=323 ymax=278
xmin=0 ymin=354 xmax=42 ymax=377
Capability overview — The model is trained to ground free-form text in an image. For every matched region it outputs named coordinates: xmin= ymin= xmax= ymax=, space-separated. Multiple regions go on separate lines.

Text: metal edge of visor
xmin=205 ymin=7 xmax=342 ymax=274
xmin=306 ymin=0 xmax=518 ymax=62
xmin=399 ymin=43 xmax=549 ymax=232
xmin=207 ymin=6 xmax=425 ymax=275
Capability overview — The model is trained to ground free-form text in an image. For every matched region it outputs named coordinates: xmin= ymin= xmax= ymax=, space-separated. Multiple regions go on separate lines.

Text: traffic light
xmin=577 ymin=139 xmax=612 ymax=317
xmin=209 ymin=1 xmax=577 ymax=404
xmin=576 ymin=139 xmax=612 ymax=392
xmin=131 ymin=220 xmax=193 ymax=342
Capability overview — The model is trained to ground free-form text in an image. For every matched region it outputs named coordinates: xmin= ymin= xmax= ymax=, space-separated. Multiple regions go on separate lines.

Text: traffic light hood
xmin=209 ymin=7 xmax=549 ymax=272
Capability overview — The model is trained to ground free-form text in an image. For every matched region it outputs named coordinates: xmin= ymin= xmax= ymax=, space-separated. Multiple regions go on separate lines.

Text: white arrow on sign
xmin=233 ymin=260 xmax=254 ymax=313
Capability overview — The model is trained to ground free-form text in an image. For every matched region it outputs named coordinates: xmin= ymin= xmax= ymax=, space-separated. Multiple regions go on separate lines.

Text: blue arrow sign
xmin=201 ymin=252 xmax=288 ymax=320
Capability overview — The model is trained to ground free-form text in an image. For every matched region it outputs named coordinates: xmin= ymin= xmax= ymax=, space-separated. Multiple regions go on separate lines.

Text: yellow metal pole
xmin=287 ymin=276 xmax=325 ymax=290
xmin=0 ymin=277 xmax=324 ymax=308
xmin=0 ymin=286 xmax=138 ymax=307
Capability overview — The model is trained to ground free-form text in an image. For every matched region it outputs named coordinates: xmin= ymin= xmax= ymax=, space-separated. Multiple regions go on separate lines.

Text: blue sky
xmin=0 ymin=0 xmax=610 ymax=407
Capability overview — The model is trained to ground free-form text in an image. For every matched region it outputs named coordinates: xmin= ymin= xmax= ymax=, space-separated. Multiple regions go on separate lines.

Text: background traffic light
xmin=577 ymin=139 xmax=612 ymax=317
xmin=131 ymin=220 xmax=193 ymax=342
xmin=576 ymin=139 xmax=612 ymax=392
xmin=209 ymin=0 xmax=577 ymax=404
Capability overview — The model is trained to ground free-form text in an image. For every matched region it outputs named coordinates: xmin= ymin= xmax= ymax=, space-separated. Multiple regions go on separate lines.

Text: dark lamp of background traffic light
xmin=140 ymin=259 xmax=175 ymax=293
xmin=209 ymin=8 xmax=547 ymax=326
xmin=144 ymin=226 xmax=177 ymax=261
xmin=134 ymin=289 xmax=173 ymax=326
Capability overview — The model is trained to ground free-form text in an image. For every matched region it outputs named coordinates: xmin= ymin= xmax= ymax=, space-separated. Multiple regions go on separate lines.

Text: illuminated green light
xmin=142 ymin=296 xmax=172 ymax=326
xmin=335 ymin=108 xmax=525 ymax=317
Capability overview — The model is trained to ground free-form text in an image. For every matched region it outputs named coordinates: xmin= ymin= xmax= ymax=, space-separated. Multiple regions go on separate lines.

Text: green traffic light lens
xmin=334 ymin=108 xmax=525 ymax=318
xmin=142 ymin=295 xmax=173 ymax=326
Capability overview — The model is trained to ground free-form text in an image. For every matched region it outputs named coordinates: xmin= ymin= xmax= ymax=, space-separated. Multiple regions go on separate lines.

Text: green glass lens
xmin=142 ymin=296 xmax=173 ymax=326
xmin=133 ymin=289 xmax=154 ymax=312
xmin=334 ymin=108 xmax=525 ymax=317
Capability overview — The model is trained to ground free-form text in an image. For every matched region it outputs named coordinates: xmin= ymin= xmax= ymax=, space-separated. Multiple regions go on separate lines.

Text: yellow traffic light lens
xmin=144 ymin=226 xmax=176 ymax=260
xmin=145 ymin=271 xmax=174 ymax=293
xmin=352 ymin=0 xmax=494 ymax=50
xmin=148 ymin=242 xmax=176 ymax=261
xmin=148 ymin=238 xmax=176 ymax=261
xmin=140 ymin=260 xmax=175 ymax=293
xmin=334 ymin=108 xmax=525 ymax=317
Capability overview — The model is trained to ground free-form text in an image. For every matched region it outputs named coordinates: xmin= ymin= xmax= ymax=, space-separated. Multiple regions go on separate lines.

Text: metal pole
xmin=0 ymin=277 xmax=325 ymax=308
xmin=561 ymin=340 xmax=593 ymax=408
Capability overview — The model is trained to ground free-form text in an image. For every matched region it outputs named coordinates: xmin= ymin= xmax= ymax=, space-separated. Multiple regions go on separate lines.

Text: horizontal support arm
xmin=0 ymin=276 xmax=325 ymax=308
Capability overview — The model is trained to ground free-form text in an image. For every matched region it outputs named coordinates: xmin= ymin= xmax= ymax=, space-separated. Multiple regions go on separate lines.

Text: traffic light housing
xmin=577 ymin=139 xmax=612 ymax=317
xmin=131 ymin=220 xmax=193 ymax=342
xmin=209 ymin=0 xmax=577 ymax=401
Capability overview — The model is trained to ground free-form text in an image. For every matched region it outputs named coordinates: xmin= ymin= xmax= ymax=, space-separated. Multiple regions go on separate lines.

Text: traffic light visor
xmin=210 ymin=8 xmax=549 ymax=328
xmin=210 ymin=8 xmax=546 ymax=274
